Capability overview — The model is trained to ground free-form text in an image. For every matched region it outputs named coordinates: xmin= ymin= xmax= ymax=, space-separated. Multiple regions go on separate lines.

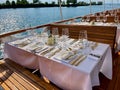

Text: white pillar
xmin=111 ymin=0 xmax=113 ymax=9
xmin=103 ymin=0 xmax=105 ymax=11
xmin=90 ymin=0 xmax=92 ymax=14
xmin=58 ymin=0 xmax=63 ymax=20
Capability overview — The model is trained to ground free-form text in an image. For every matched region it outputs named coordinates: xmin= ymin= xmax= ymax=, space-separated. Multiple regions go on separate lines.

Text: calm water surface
xmin=0 ymin=4 xmax=120 ymax=34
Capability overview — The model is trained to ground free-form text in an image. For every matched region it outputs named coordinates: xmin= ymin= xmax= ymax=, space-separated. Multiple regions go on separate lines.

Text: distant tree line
xmin=0 ymin=0 xmax=103 ymax=9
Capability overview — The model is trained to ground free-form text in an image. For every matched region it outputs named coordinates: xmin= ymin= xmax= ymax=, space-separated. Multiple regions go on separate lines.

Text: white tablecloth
xmin=4 ymin=43 xmax=39 ymax=69
xmin=116 ymin=27 xmax=120 ymax=51
xmin=39 ymin=43 xmax=112 ymax=90
xmin=4 ymin=39 xmax=112 ymax=90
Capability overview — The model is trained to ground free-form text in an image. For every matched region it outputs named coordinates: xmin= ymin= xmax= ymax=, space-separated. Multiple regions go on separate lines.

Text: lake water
xmin=0 ymin=4 xmax=120 ymax=34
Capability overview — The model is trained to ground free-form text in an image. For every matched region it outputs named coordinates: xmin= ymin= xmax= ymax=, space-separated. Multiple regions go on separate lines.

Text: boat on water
xmin=0 ymin=6 xmax=120 ymax=90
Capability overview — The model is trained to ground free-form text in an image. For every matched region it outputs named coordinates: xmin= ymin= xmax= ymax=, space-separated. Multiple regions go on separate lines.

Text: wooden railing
xmin=0 ymin=24 xmax=50 ymax=38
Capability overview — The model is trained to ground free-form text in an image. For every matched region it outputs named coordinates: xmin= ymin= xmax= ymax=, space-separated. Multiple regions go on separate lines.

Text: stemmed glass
xmin=60 ymin=28 xmax=69 ymax=49
xmin=114 ymin=16 xmax=119 ymax=24
xmin=96 ymin=16 xmax=100 ymax=22
xmin=81 ymin=17 xmax=85 ymax=22
xmin=86 ymin=16 xmax=90 ymax=22
xmin=40 ymin=27 xmax=50 ymax=45
xmin=79 ymin=30 xmax=90 ymax=55
xmin=52 ymin=27 xmax=59 ymax=43
xmin=110 ymin=11 xmax=114 ymax=16
xmin=79 ymin=30 xmax=87 ymax=43
xmin=103 ymin=16 xmax=107 ymax=23
xmin=62 ymin=28 xmax=69 ymax=40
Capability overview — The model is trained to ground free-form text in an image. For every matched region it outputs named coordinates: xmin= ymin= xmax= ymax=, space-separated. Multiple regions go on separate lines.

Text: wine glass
xmin=96 ymin=16 xmax=100 ymax=22
xmin=114 ymin=16 xmax=119 ymax=24
xmin=81 ymin=17 xmax=85 ymax=22
xmin=79 ymin=30 xmax=88 ymax=47
xmin=62 ymin=28 xmax=69 ymax=39
xmin=79 ymin=30 xmax=87 ymax=41
xmin=110 ymin=11 xmax=114 ymax=16
xmin=61 ymin=28 xmax=69 ymax=49
xmin=79 ymin=30 xmax=90 ymax=55
xmin=103 ymin=16 xmax=107 ymax=23
xmin=86 ymin=16 xmax=90 ymax=22
xmin=52 ymin=27 xmax=59 ymax=43
xmin=40 ymin=27 xmax=50 ymax=45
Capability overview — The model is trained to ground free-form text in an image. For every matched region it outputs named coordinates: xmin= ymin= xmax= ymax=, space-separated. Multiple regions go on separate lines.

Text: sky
xmin=0 ymin=0 xmax=119 ymax=3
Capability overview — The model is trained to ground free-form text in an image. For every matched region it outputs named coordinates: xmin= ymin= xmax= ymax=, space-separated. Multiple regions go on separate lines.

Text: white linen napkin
xmin=54 ymin=50 xmax=74 ymax=61
xmin=45 ymin=48 xmax=61 ymax=58
xmin=69 ymin=54 xmax=86 ymax=66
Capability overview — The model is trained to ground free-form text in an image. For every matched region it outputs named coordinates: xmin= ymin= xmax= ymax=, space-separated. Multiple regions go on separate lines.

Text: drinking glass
xmin=110 ymin=11 xmax=114 ymax=16
xmin=114 ymin=16 xmax=119 ymax=24
xmin=79 ymin=30 xmax=90 ymax=55
xmin=79 ymin=30 xmax=88 ymax=47
xmin=62 ymin=28 xmax=69 ymax=39
xmin=96 ymin=16 xmax=100 ymax=22
xmin=86 ymin=16 xmax=90 ymax=22
xmin=103 ymin=16 xmax=107 ymax=23
xmin=61 ymin=28 xmax=69 ymax=49
xmin=40 ymin=27 xmax=50 ymax=45
xmin=52 ymin=27 xmax=59 ymax=43
xmin=81 ymin=18 xmax=85 ymax=22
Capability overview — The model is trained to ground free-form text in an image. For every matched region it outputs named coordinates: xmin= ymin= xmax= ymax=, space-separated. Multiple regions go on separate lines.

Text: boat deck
xmin=0 ymin=52 xmax=120 ymax=90
xmin=0 ymin=59 xmax=60 ymax=90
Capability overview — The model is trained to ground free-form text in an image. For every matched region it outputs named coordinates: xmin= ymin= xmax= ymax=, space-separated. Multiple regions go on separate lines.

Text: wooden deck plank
xmin=1 ymin=64 xmax=38 ymax=90
xmin=0 ymin=65 xmax=19 ymax=90
xmin=113 ymin=54 xmax=120 ymax=90
xmin=4 ymin=61 xmax=54 ymax=90
xmin=0 ymin=59 xmax=60 ymax=90
xmin=4 ymin=59 xmax=60 ymax=90
xmin=105 ymin=54 xmax=120 ymax=90
xmin=0 ymin=64 xmax=28 ymax=90
xmin=0 ymin=83 xmax=11 ymax=90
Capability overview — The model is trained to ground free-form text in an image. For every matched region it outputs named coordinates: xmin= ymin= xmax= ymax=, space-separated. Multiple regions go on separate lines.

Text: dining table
xmin=4 ymin=35 xmax=112 ymax=90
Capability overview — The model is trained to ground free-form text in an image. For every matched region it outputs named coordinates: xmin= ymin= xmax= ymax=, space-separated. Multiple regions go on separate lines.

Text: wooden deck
xmin=0 ymin=52 xmax=120 ymax=90
xmin=0 ymin=59 xmax=60 ymax=90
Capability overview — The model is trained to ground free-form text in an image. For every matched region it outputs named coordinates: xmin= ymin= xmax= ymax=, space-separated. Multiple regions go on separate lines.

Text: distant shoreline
xmin=0 ymin=4 xmax=103 ymax=9
xmin=0 ymin=5 xmax=103 ymax=9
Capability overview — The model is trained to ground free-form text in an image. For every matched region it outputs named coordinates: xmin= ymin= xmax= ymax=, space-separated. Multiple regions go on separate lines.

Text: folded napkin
xmin=45 ymin=48 xmax=61 ymax=58
xmin=69 ymin=54 xmax=85 ymax=66
xmin=54 ymin=50 xmax=74 ymax=61
xmin=73 ymin=55 xmax=87 ymax=66
xmin=35 ymin=46 xmax=48 ymax=53
xmin=40 ymin=47 xmax=54 ymax=55
xmin=11 ymin=38 xmax=30 ymax=45
xmin=29 ymin=44 xmax=40 ymax=51
xmin=22 ymin=42 xmax=36 ymax=50
xmin=66 ymin=39 xmax=75 ymax=45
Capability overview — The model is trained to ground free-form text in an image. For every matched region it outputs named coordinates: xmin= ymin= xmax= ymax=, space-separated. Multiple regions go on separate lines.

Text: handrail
xmin=0 ymin=24 xmax=51 ymax=38
xmin=53 ymin=16 xmax=83 ymax=23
